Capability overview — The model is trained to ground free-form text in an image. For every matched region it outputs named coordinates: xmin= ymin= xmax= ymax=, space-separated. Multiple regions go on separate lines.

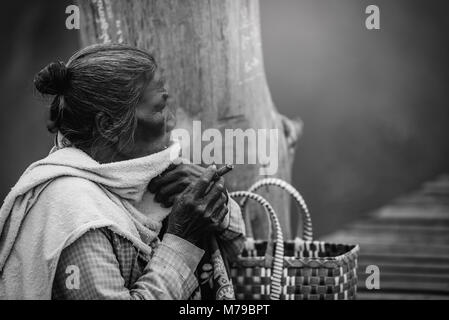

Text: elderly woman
xmin=0 ymin=44 xmax=245 ymax=300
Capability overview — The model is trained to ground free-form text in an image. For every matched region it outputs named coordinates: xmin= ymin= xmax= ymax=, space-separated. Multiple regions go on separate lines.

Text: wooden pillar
xmin=78 ymin=0 xmax=302 ymax=238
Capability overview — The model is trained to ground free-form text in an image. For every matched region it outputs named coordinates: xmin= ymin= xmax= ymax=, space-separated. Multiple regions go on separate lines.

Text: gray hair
xmin=34 ymin=43 xmax=157 ymax=153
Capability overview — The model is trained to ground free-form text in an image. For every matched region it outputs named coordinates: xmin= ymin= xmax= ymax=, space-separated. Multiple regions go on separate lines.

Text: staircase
xmin=322 ymin=174 xmax=449 ymax=299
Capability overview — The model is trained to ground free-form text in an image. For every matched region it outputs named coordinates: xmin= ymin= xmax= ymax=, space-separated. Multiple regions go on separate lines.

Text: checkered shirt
xmin=51 ymin=198 xmax=245 ymax=300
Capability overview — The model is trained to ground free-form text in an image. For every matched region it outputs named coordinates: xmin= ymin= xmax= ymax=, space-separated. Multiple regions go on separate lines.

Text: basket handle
xmin=240 ymin=178 xmax=313 ymax=241
xmin=229 ymin=191 xmax=284 ymax=300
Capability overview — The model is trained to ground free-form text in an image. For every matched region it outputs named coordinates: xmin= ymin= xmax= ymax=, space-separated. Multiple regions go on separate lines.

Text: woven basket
xmin=229 ymin=178 xmax=360 ymax=300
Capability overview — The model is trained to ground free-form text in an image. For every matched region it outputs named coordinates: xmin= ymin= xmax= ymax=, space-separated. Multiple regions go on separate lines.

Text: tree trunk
xmin=78 ymin=0 xmax=302 ymax=239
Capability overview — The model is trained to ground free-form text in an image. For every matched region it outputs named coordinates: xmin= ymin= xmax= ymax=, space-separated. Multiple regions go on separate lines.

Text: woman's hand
xmin=149 ymin=163 xmax=206 ymax=207
xmin=165 ymin=166 xmax=229 ymax=248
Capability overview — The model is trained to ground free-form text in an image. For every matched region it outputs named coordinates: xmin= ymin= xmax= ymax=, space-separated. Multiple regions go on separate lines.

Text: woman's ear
xmin=95 ymin=112 xmax=119 ymax=143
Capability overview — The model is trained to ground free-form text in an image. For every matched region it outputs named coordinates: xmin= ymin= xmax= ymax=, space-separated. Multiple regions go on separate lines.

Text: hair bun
xmin=34 ymin=61 xmax=70 ymax=95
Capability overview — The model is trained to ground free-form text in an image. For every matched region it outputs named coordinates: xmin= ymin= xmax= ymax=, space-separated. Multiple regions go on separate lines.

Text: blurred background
xmin=1 ymin=0 xmax=449 ymax=239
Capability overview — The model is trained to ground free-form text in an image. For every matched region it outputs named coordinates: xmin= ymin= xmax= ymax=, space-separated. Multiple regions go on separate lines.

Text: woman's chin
xmin=164 ymin=111 xmax=177 ymax=132
xmin=165 ymin=119 xmax=176 ymax=132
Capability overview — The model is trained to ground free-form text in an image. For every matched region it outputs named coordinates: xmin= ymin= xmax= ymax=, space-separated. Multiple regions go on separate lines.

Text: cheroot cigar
xmin=214 ymin=164 xmax=234 ymax=180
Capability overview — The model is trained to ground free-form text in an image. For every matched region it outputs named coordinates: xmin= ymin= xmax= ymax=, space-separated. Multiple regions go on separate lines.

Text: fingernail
xmin=202 ymin=263 xmax=213 ymax=271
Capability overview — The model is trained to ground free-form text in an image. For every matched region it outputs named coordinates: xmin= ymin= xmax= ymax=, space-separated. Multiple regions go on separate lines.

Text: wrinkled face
xmin=117 ymin=73 xmax=176 ymax=159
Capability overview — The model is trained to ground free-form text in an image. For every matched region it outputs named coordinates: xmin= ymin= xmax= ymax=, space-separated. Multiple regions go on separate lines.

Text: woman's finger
xmin=202 ymin=263 xmax=213 ymax=271
xmin=200 ymin=272 xmax=211 ymax=280
xmin=154 ymin=180 xmax=189 ymax=203
xmin=191 ymin=165 xmax=217 ymax=197
xmin=207 ymin=192 xmax=227 ymax=212
xmin=149 ymin=164 xmax=204 ymax=193
xmin=165 ymin=194 xmax=177 ymax=207
xmin=205 ymin=194 xmax=226 ymax=218
xmin=203 ymin=178 xmax=225 ymax=205
xmin=207 ymin=205 xmax=228 ymax=230
xmin=148 ymin=165 xmax=182 ymax=192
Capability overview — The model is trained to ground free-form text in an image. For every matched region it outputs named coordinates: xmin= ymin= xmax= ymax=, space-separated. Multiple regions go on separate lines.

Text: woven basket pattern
xmin=229 ymin=191 xmax=285 ymax=300
xmin=245 ymin=178 xmax=313 ymax=241
xmin=229 ymin=178 xmax=359 ymax=300
xmin=232 ymin=240 xmax=359 ymax=300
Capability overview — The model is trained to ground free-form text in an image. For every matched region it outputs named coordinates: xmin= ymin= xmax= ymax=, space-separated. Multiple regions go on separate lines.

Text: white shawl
xmin=0 ymin=139 xmax=181 ymax=299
